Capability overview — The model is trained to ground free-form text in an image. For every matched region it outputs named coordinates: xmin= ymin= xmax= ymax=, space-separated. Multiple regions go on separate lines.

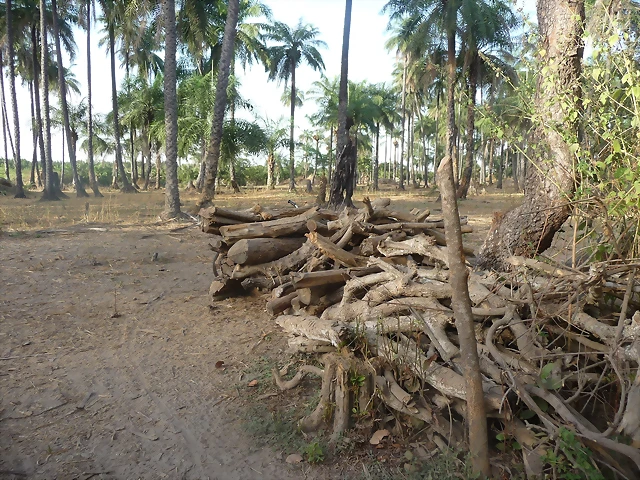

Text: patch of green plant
xmin=303 ymin=440 xmax=325 ymax=464
xmin=541 ymin=427 xmax=605 ymax=480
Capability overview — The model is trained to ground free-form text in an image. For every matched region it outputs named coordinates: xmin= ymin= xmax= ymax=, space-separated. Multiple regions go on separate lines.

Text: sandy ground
xmin=0 ymin=186 xmax=523 ymax=479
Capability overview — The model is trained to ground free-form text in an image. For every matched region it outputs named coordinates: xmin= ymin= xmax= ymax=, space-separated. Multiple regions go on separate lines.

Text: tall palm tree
xmin=83 ymin=0 xmax=102 ymax=196
xmin=39 ymin=0 xmax=56 ymax=200
xmin=262 ymin=19 xmax=326 ymax=192
xmin=328 ymin=0 xmax=355 ymax=207
xmin=52 ymin=0 xmax=88 ymax=197
xmin=162 ymin=0 xmax=181 ymax=218
xmin=369 ymin=83 xmax=398 ymax=190
xmin=100 ymin=0 xmax=134 ymax=192
xmin=456 ymin=0 xmax=517 ymax=198
xmin=258 ymin=116 xmax=287 ymax=190
xmin=199 ymin=0 xmax=240 ymax=207
xmin=6 ymin=0 xmax=25 ymax=197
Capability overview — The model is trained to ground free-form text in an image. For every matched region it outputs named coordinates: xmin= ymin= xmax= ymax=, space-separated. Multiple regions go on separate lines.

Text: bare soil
xmin=0 ymin=185 xmax=522 ymax=480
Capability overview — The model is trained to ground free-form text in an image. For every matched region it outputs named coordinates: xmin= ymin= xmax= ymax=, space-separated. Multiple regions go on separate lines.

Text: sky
xmin=6 ymin=0 xmax=536 ymax=167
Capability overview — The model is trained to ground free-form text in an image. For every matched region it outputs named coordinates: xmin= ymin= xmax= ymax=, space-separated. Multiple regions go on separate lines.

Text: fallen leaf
xmin=247 ymin=380 xmax=258 ymax=387
xmin=285 ymin=453 xmax=303 ymax=464
xmin=215 ymin=361 xmax=225 ymax=369
xmin=370 ymin=429 xmax=390 ymax=445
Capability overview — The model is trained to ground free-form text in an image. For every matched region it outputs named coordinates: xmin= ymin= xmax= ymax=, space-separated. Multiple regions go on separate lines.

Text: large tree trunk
xmin=2 ymin=86 xmax=8 ymax=181
xmin=39 ymin=0 xmax=57 ymax=200
xmin=443 ymin=28 xmax=490 ymax=477
xmin=109 ymin=25 xmax=133 ymax=192
xmin=267 ymin=152 xmax=275 ymax=189
xmin=199 ymin=0 xmax=239 ymax=207
xmin=31 ymin=25 xmax=46 ymax=189
xmin=399 ymin=57 xmax=407 ymax=190
xmin=86 ymin=2 xmax=102 ymax=197
xmin=373 ymin=122 xmax=380 ymax=191
xmin=162 ymin=0 xmax=182 ymax=218
xmin=328 ymin=0 xmax=354 ymax=208
xmin=6 ymin=0 xmax=25 ymax=198
xmin=288 ymin=59 xmax=297 ymax=192
xmin=52 ymin=0 xmax=89 ymax=198
xmin=29 ymin=80 xmax=38 ymax=186
xmin=477 ymin=0 xmax=585 ymax=270
xmin=457 ymin=53 xmax=478 ymax=199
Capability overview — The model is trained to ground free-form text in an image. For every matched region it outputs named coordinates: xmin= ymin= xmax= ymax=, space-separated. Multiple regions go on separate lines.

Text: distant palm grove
xmin=1 ymin=1 xmax=639 ymax=220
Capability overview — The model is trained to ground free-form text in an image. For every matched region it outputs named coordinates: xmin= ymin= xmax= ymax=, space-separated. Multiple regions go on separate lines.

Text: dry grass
xmin=0 ymin=182 xmax=523 ymax=248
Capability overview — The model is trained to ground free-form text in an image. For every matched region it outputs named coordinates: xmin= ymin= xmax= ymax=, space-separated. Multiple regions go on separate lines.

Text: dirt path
xmin=0 ymin=225 xmax=310 ymax=479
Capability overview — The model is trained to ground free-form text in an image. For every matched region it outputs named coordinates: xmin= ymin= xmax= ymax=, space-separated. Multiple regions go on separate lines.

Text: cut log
xmin=306 ymin=287 xmax=345 ymax=316
xmin=227 ymin=238 xmax=307 ymax=265
xmin=199 ymin=206 xmax=262 ymax=223
xmin=287 ymin=336 xmax=335 ymax=353
xmin=209 ymin=277 xmax=243 ymax=300
xmin=296 ymin=285 xmax=333 ymax=306
xmin=266 ymin=292 xmax=298 ymax=316
xmin=231 ymin=240 xmax=317 ymax=280
xmin=291 ymin=267 xmax=379 ymax=289
xmin=306 ymin=219 xmax=330 ymax=235
xmin=219 ymin=207 xmax=321 ymax=243
xmin=360 ymin=231 xmax=407 ymax=256
xmin=306 ymin=231 xmax=368 ymax=267
xmin=372 ymin=218 xmax=468 ymax=234
xmin=377 ymin=233 xmax=449 ymax=267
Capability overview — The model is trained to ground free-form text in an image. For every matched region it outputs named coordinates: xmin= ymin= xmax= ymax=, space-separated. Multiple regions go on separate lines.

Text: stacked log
xmin=199 ymin=198 xmax=640 ymax=477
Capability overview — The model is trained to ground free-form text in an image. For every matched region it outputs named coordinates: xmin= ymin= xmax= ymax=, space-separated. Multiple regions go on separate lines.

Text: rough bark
xmin=86 ymin=0 xmax=102 ymax=197
xmin=162 ymin=0 xmax=182 ymax=218
xmin=477 ymin=0 xmax=585 ymax=270
xmin=457 ymin=53 xmax=478 ymax=199
xmin=108 ymin=24 xmax=133 ymax=192
xmin=227 ymin=238 xmax=306 ymax=265
xmin=52 ymin=0 xmax=89 ymax=198
xmin=328 ymin=0 xmax=354 ymax=208
xmin=6 ymin=0 xmax=25 ymax=198
xmin=398 ymin=57 xmax=407 ymax=190
xmin=199 ymin=0 xmax=239 ymax=206
xmin=39 ymin=0 xmax=57 ymax=201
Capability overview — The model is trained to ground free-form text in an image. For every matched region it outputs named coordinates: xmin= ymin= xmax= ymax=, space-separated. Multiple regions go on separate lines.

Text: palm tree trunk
xmin=288 ymin=59 xmax=297 ymax=192
xmin=327 ymin=125 xmax=333 ymax=182
xmin=86 ymin=1 xmax=102 ymax=197
xmin=267 ymin=152 xmax=275 ymax=189
xmin=2 ymin=95 xmax=8 ymax=181
xmin=496 ymin=140 xmax=504 ymax=189
xmin=195 ymin=138 xmax=206 ymax=190
xmin=373 ymin=122 xmax=380 ymax=191
xmin=457 ymin=53 xmax=478 ymax=199
xmin=61 ymin=129 xmax=65 ymax=189
xmin=40 ymin=0 xmax=57 ymax=200
xmin=0 ymin=56 xmax=16 ymax=163
xmin=108 ymin=25 xmax=133 ymax=192
xmin=328 ymin=0 xmax=354 ymax=208
xmin=162 ymin=0 xmax=182 ymax=217
xmin=31 ymin=25 xmax=47 ymax=188
xmin=6 ymin=0 xmax=25 ymax=198
xmin=399 ymin=56 xmax=407 ymax=190
xmin=438 ymin=27 xmax=489 ymax=477
xmin=199 ymin=0 xmax=240 ymax=207
xmin=29 ymin=80 xmax=38 ymax=186
xmin=155 ymin=143 xmax=161 ymax=189
xmin=52 ymin=0 xmax=89 ymax=197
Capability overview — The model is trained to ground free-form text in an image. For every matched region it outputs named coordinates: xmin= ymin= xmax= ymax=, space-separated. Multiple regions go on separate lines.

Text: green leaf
xmin=519 ymin=409 xmax=537 ymax=420
xmin=495 ymin=433 xmax=505 ymax=441
xmin=540 ymin=363 xmax=555 ymax=381
xmin=613 ymin=139 xmax=622 ymax=153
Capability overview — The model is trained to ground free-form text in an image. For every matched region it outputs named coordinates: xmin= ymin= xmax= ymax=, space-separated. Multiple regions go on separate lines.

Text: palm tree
xmin=100 ymin=0 xmax=134 ymax=192
xmin=456 ymin=0 xmax=517 ymax=198
xmin=39 ymin=0 xmax=57 ymax=200
xmin=262 ymin=19 xmax=326 ymax=192
xmin=162 ymin=0 xmax=181 ymax=218
xmin=369 ymin=83 xmax=398 ymax=190
xmin=82 ymin=0 xmax=102 ymax=196
xmin=259 ymin=116 xmax=287 ymax=189
xmin=329 ymin=0 xmax=354 ymax=207
xmin=51 ymin=0 xmax=88 ymax=197
xmin=6 ymin=0 xmax=25 ymax=197
xmin=199 ymin=0 xmax=240 ymax=207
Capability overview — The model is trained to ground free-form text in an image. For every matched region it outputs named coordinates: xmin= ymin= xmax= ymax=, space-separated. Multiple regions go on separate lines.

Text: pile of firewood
xmin=199 ymin=198 xmax=640 ymax=478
